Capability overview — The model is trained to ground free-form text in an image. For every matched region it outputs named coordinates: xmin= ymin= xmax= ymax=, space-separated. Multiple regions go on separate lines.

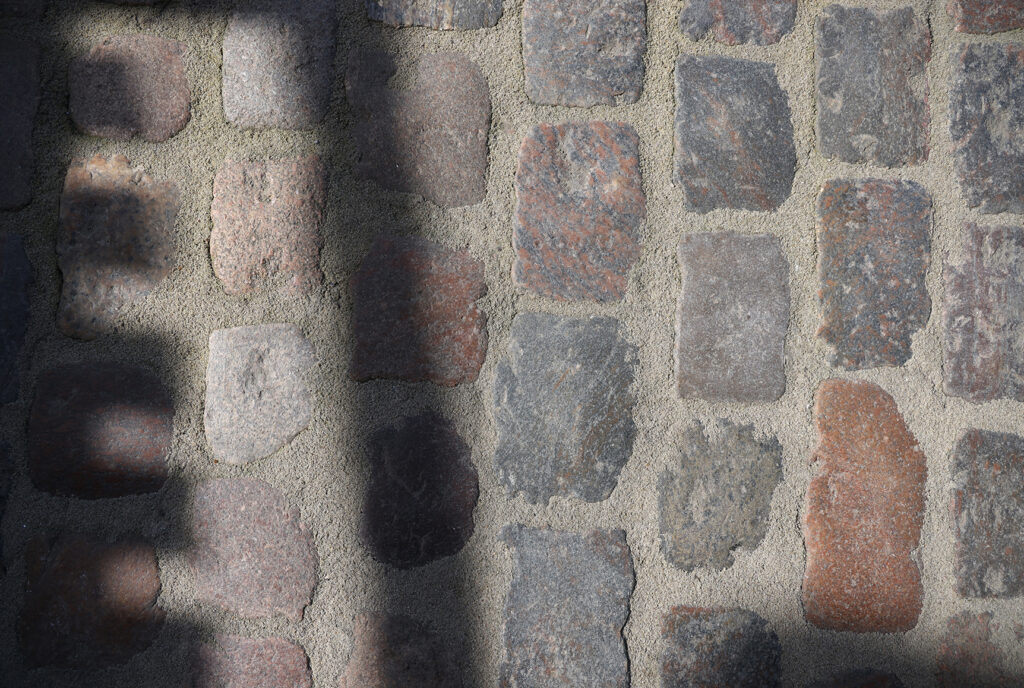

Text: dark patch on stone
xmin=674 ymin=55 xmax=796 ymax=212
xmin=936 ymin=611 xmax=1013 ymax=687
xmin=1 ymin=233 xmax=31 ymax=404
xmin=0 ymin=35 xmax=39 ymax=209
xmin=809 ymin=669 xmax=907 ymax=688
xmin=365 ymin=0 xmax=501 ymax=29
xmin=0 ymin=443 xmax=11 ymax=574
xmin=193 ymin=635 xmax=312 ymax=688
xmin=339 ymin=613 xmax=460 ymax=688
xmin=949 ymin=0 xmax=1024 ymax=34
xmin=0 ymin=0 xmax=45 ymax=18
xmin=680 ymin=0 xmax=796 ymax=45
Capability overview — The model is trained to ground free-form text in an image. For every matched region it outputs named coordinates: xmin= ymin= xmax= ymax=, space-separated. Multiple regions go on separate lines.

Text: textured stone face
xmin=204 ymin=324 xmax=315 ymax=465
xmin=0 ymin=36 xmax=39 ymax=209
xmin=28 ymin=363 xmax=172 ymax=499
xmin=661 ymin=607 xmax=782 ymax=688
xmin=952 ymin=429 xmax=1024 ymax=598
xmin=936 ymin=612 xmax=1012 ymax=687
xmin=803 ymin=379 xmax=926 ymax=632
xmin=193 ymin=635 xmax=312 ymax=688
xmin=57 ymin=155 xmax=179 ymax=340
xmin=809 ymin=670 xmax=907 ymax=688
xmin=522 ymin=0 xmax=646 ymax=107
xmin=514 ymin=122 xmax=645 ymax=302
xmin=350 ymin=235 xmax=487 ymax=386
xmin=210 ymin=157 xmax=326 ymax=296
xmin=817 ymin=179 xmax=932 ymax=370
xmin=17 ymin=535 xmax=164 ymax=669
xmin=948 ymin=0 xmax=1024 ymax=34
xmin=361 ymin=412 xmax=479 ymax=569
xmin=338 ymin=613 xmax=459 ymax=688
xmin=222 ymin=0 xmax=336 ymax=129
xmin=190 ymin=478 xmax=318 ymax=621
xmin=1 ymin=233 xmax=31 ymax=404
xmin=951 ymin=43 xmax=1024 ymax=213
xmin=365 ymin=0 xmax=502 ymax=29
xmin=0 ymin=443 xmax=11 ymax=573
xmin=500 ymin=525 xmax=633 ymax=688
xmin=494 ymin=313 xmax=637 ymax=504
xmin=944 ymin=224 xmax=1024 ymax=402
xmin=69 ymin=34 xmax=190 ymax=142
xmin=659 ymin=421 xmax=782 ymax=571
xmin=676 ymin=232 xmax=789 ymax=402
xmin=680 ymin=0 xmax=796 ymax=45
xmin=347 ymin=51 xmax=490 ymax=208
xmin=816 ymin=6 xmax=930 ymax=167
xmin=674 ymin=55 xmax=795 ymax=213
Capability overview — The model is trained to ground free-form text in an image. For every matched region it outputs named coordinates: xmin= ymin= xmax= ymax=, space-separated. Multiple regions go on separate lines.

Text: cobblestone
xmin=809 ymin=670 xmax=906 ymax=688
xmin=936 ymin=611 xmax=1012 ymax=687
xmin=948 ymin=0 xmax=1024 ymax=34
xmin=0 ymin=35 xmax=39 ymax=210
xmin=193 ymin=635 xmax=312 ymax=688
xmin=680 ymin=0 xmax=796 ymax=45
xmin=338 ymin=613 xmax=458 ymax=688
xmin=514 ymin=121 xmax=644 ymax=302
xmin=1 ymin=233 xmax=30 ymax=404
xmin=366 ymin=0 xmax=502 ymax=29
xmin=0 ymin=443 xmax=10 ymax=573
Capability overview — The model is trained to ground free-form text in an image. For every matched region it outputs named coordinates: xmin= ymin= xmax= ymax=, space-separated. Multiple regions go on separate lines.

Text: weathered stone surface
xmin=816 ymin=6 xmax=930 ymax=167
xmin=193 ymin=635 xmax=312 ymax=688
xmin=951 ymin=43 xmax=1024 ymax=213
xmin=210 ymin=157 xmax=326 ymax=296
xmin=1 ymin=233 xmax=31 ymax=404
xmin=0 ymin=0 xmax=45 ymax=18
xmin=204 ymin=324 xmax=315 ymax=465
xmin=365 ymin=0 xmax=501 ymax=29
xmin=0 ymin=36 xmax=39 ymax=209
xmin=500 ymin=525 xmax=633 ymax=688
xmin=28 ymin=363 xmax=172 ymax=499
xmin=350 ymin=235 xmax=487 ymax=386
xmin=936 ymin=612 xmax=1012 ymax=687
xmin=338 ymin=613 xmax=459 ymax=688
xmin=680 ymin=0 xmax=796 ymax=45
xmin=190 ymin=478 xmax=318 ymax=621
xmin=944 ymin=224 xmax=1024 ymax=402
xmin=817 ymin=179 xmax=932 ymax=370
xmin=57 ymin=155 xmax=178 ymax=340
xmin=69 ymin=34 xmax=190 ymax=142
xmin=659 ymin=421 xmax=782 ymax=571
xmin=952 ymin=429 xmax=1024 ymax=598
xmin=346 ymin=51 xmax=490 ymax=207
xmin=361 ymin=412 xmax=478 ymax=569
xmin=18 ymin=534 xmax=164 ymax=668
xmin=223 ymin=0 xmax=336 ymax=129
xmin=803 ymin=379 xmax=927 ymax=632
xmin=522 ymin=0 xmax=646 ymax=107
xmin=674 ymin=55 xmax=796 ymax=213
xmin=514 ymin=122 xmax=644 ymax=302
xmin=949 ymin=0 xmax=1024 ymax=34
xmin=0 ymin=443 xmax=11 ymax=573
xmin=676 ymin=232 xmax=789 ymax=402
xmin=494 ymin=313 xmax=637 ymax=504
xmin=809 ymin=670 xmax=907 ymax=688
xmin=661 ymin=607 xmax=781 ymax=688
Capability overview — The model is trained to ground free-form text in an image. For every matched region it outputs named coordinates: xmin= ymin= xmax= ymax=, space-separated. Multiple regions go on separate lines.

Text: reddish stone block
xmin=0 ymin=36 xmax=40 ymax=209
xmin=194 ymin=635 xmax=312 ymax=688
xmin=803 ymin=379 xmax=926 ymax=633
xmin=936 ymin=612 xmax=1012 ymax=687
xmin=514 ymin=122 xmax=644 ymax=302
xmin=17 ymin=534 xmax=164 ymax=668
xmin=210 ymin=157 xmax=326 ymax=296
xmin=949 ymin=0 xmax=1024 ymax=34
xmin=338 ymin=613 xmax=458 ymax=688
xmin=365 ymin=0 xmax=502 ymax=29
xmin=350 ymin=235 xmax=487 ymax=387
xmin=28 ymin=362 xmax=171 ymax=499
xmin=681 ymin=0 xmax=796 ymax=45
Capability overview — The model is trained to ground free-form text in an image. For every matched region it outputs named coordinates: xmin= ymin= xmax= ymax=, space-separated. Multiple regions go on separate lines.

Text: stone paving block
xmin=69 ymin=34 xmax=190 ymax=142
xmin=803 ymin=379 xmax=927 ymax=633
xmin=57 ymin=155 xmax=178 ymax=340
xmin=674 ymin=55 xmax=796 ymax=213
xmin=223 ymin=0 xmax=336 ymax=129
xmin=1 ymin=233 xmax=31 ymax=404
xmin=661 ymin=607 xmax=781 ymax=688
xmin=365 ymin=0 xmax=501 ymax=29
xmin=514 ymin=121 xmax=644 ymax=302
xmin=190 ymin=478 xmax=318 ymax=621
xmin=659 ymin=421 xmax=782 ymax=571
xmin=28 ymin=362 xmax=172 ymax=499
xmin=17 ymin=534 xmax=164 ymax=668
xmin=936 ymin=611 xmax=1012 ymax=687
xmin=494 ymin=313 xmax=637 ymax=504
xmin=210 ymin=157 xmax=326 ymax=296
xmin=951 ymin=43 xmax=1024 ymax=213
xmin=676 ymin=232 xmax=789 ymax=402
xmin=951 ymin=429 xmax=1024 ymax=598
xmin=816 ymin=6 xmax=930 ymax=167
xmin=193 ymin=635 xmax=312 ymax=688
xmin=522 ymin=0 xmax=646 ymax=106
xmin=948 ymin=0 xmax=1024 ymax=34
xmin=350 ymin=235 xmax=487 ymax=386
xmin=809 ymin=670 xmax=907 ymax=688
xmin=944 ymin=224 xmax=1024 ymax=402
xmin=338 ymin=613 xmax=459 ymax=688
xmin=680 ymin=0 xmax=796 ymax=45
xmin=346 ymin=50 xmax=490 ymax=207
xmin=817 ymin=179 xmax=932 ymax=370
xmin=0 ymin=36 xmax=39 ymax=209
xmin=500 ymin=525 xmax=633 ymax=688
xmin=361 ymin=412 xmax=478 ymax=569
xmin=204 ymin=324 xmax=315 ymax=465
xmin=0 ymin=442 xmax=11 ymax=574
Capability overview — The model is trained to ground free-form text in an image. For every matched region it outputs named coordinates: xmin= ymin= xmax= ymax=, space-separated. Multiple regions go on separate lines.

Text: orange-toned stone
xmin=948 ymin=0 xmax=1024 ymax=34
xmin=802 ymin=379 xmax=926 ymax=632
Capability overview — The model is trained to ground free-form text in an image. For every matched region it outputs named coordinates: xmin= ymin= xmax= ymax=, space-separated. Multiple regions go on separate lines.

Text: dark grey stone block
xmin=662 ymin=607 xmax=781 ymax=688
xmin=365 ymin=0 xmax=502 ymax=29
xmin=1 ymin=233 xmax=30 ymax=404
xmin=0 ymin=36 xmax=39 ymax=209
